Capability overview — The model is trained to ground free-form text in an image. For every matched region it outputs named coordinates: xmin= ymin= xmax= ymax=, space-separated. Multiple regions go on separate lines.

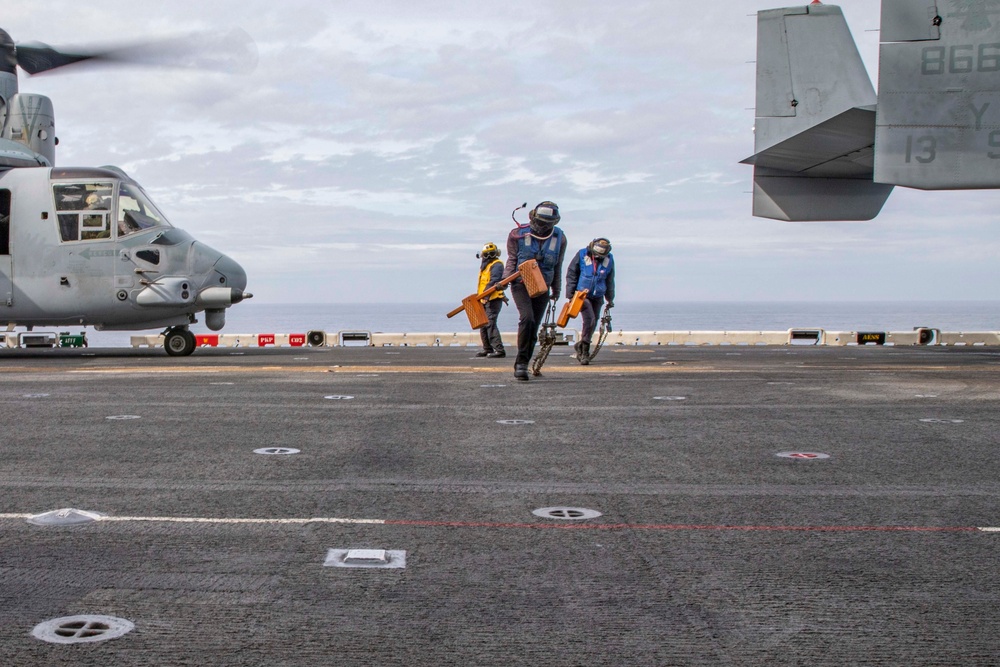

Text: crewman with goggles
xmin=475 ymin=242 xmax=506 ymax=358
xmin=503 ymin=201 xmax=567 ymax=381
xmin=565 ymin=237 xmax=614 ymax=364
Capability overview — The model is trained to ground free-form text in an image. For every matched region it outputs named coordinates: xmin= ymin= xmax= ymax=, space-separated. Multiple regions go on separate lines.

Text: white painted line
xmin=0 ymin=513 xmax=384 ymax=525
xmin=104 ymin=516 xmax=386 ymax=525
xmin=1 ymin=510 xmax=994 ymax=533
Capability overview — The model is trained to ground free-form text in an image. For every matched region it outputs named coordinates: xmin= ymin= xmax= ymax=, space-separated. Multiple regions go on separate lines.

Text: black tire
xmin=164 ymin=329 xmax=196 ymax=357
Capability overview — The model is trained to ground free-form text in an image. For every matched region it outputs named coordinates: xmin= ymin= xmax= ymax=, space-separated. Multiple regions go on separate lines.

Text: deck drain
xmin=28 ymin=508 xmax=106 ymax=526
xmin=254 ymin=447 xmax=301 ymax=455
xmin=533 ymin=507 xmax=602 ymax=520
xmin=325 ymin=548 xmax=406 ymax=569
xmin=497 ymin=419 xmax=534 ymax=425
xmin=33 ymin=615 xmax=134 ymax=644
xmin=324 ymin=395 xmax=354 ymax=400
xmin=920 ymin=418 xmax=964 ymax=424
xmin=776 ymin=452 xmax=830 ymax=460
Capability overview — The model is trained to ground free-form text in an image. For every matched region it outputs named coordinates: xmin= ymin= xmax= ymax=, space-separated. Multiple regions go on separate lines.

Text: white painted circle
xmin=481 ymin=384 xmax=507 ymax=388
xmin=106 ymin=415 xmax=141 ymax=420
xmin=497 ymin=419 xmax=534 ymax=425
xmin=776 ymin=452 xmax=830 ymax=460
xmin=23 ymin=393 xmax=50 ymax=398
xmin=919 ymin=418 xmax=964 ymax=424
xmin=254 ymin=447 xmax=301 ymax=455
xmin=33 ymin=615 xmax=134 ymax=644
xmin=653 ymin=396 xmax=687 ymax=401
xmin=27 ymin=508 xmax=106 ymax=526
xmin=532 ymin=507 xmax=603 ymax=520
xmin=324 ymin=395 xmax=355 ymax=400
xmin=210 ymin=382 xmax=235 ymax=386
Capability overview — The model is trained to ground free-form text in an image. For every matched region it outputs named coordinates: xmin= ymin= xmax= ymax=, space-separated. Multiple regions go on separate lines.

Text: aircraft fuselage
xmin=0 ymin=166 xmax=248 ymax=333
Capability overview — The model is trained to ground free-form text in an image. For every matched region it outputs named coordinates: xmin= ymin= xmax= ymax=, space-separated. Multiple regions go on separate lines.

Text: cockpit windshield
xmin=117 ymin=182 xmax=171 ymax=238
xmin=53 ymin=179 xmax=172 ymax=242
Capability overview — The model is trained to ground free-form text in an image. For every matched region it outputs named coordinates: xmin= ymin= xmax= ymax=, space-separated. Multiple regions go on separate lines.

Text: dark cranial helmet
xmin=479 ymin=242 xmax=500 ymax=260
xmin=588 ymin=238 xmax=611 ymax=259
xmin=528 ymin=201 xmax=560 ymax=237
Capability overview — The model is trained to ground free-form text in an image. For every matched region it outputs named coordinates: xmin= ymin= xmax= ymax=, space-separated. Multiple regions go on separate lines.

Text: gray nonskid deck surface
xmin=1 ymin=345 xmax=998 ymax=665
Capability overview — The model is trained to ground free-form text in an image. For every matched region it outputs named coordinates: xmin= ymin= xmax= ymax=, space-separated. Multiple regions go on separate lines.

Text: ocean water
xmin=68 ymin=300 xmax=1000 ymax=347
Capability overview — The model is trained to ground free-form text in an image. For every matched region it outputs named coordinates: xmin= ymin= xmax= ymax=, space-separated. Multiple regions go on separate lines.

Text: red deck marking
xmin=384 ymin=519 xmax=976 ymax=533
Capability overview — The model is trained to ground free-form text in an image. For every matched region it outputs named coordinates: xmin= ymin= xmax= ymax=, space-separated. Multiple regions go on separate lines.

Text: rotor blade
xmin=16 ymin=28 xmax=257 ymax=76
xmin=14 ymin=43 xmax=89 ymax=74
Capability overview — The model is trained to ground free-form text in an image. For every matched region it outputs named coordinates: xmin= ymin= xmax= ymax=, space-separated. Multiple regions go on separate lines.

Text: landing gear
xmin=164 ymin=327 xmax=196 ymax=357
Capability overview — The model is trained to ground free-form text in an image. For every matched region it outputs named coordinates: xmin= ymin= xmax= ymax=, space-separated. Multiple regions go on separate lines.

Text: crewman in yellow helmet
xmin=476 ymin=242 xmax=507 ymax=358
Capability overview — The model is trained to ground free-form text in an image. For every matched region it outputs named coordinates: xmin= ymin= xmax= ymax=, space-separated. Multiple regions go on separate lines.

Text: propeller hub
xmin=0 ymin=29 xmax=15 ymax=75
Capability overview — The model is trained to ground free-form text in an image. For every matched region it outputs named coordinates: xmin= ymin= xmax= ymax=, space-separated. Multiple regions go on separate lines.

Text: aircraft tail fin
xmin=874 ymin=0 xmax=1000 ymax=189
xmin=743 ymin=4 xmax=893 ymax=220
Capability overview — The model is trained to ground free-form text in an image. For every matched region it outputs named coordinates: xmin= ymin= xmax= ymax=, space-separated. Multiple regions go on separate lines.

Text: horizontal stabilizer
xmin=742 ymin=107 xmax=878 ymax=178
xmin=745 ymin=4 xmax=888 ymax=220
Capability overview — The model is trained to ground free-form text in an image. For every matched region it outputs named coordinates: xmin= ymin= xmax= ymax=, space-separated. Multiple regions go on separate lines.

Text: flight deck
xmin=0 ymin=344 xmax=998 ymax=665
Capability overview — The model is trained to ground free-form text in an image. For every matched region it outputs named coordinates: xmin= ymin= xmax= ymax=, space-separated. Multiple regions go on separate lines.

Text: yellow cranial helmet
xmin=480 ymin=242 xmax=500 ymax=260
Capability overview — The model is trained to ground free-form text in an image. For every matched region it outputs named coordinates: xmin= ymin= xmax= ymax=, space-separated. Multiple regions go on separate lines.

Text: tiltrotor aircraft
xmin=0 ymin=28 xmax=254 ymax=355
xmin=744 ymin=0 xmax=1000 ymax=221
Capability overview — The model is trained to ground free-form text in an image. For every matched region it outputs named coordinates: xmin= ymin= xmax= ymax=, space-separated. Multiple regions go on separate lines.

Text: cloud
xmin=7 ymin=0 xmax=1000 ymax=306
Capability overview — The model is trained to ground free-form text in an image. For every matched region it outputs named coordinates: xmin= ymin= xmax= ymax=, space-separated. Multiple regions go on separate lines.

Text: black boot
xmin=580 ymin=341 xmax=591 ymax=365
xmin=514 ymin=364 xmax=529 ymax=381
xmin=475 ymin=349 xmax=492 ymax=357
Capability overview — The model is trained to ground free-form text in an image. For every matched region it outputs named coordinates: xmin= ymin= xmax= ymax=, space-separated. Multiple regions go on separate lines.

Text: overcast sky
xmin=6 ymin=1 xmax=1000 ymax=303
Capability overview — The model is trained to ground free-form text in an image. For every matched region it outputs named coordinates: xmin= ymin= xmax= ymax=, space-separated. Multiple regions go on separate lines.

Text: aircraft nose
xmin=214 ymin=253 xmax=248 ymax=292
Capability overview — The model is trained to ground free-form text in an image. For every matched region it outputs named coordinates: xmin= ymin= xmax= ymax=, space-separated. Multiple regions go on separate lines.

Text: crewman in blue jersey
xmin=565 ymin=237 xmax=614 ymax=364
xmin=503 ymin=201 xmax=567 ymax=381
xmin=475 ymin=242 xmax=506 ymax=358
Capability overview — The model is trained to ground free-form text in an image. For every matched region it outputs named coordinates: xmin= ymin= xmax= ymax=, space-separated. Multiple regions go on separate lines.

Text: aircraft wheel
xmin=164 ymin=329 xmax=196 ymax=356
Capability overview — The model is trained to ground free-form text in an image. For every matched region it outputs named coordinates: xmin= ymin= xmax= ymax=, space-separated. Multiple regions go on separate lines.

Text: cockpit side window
xmin=117 ymin=182 xmax=171 ymax=238
xmin=53 ymin=182 xmax=113 ymax=242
